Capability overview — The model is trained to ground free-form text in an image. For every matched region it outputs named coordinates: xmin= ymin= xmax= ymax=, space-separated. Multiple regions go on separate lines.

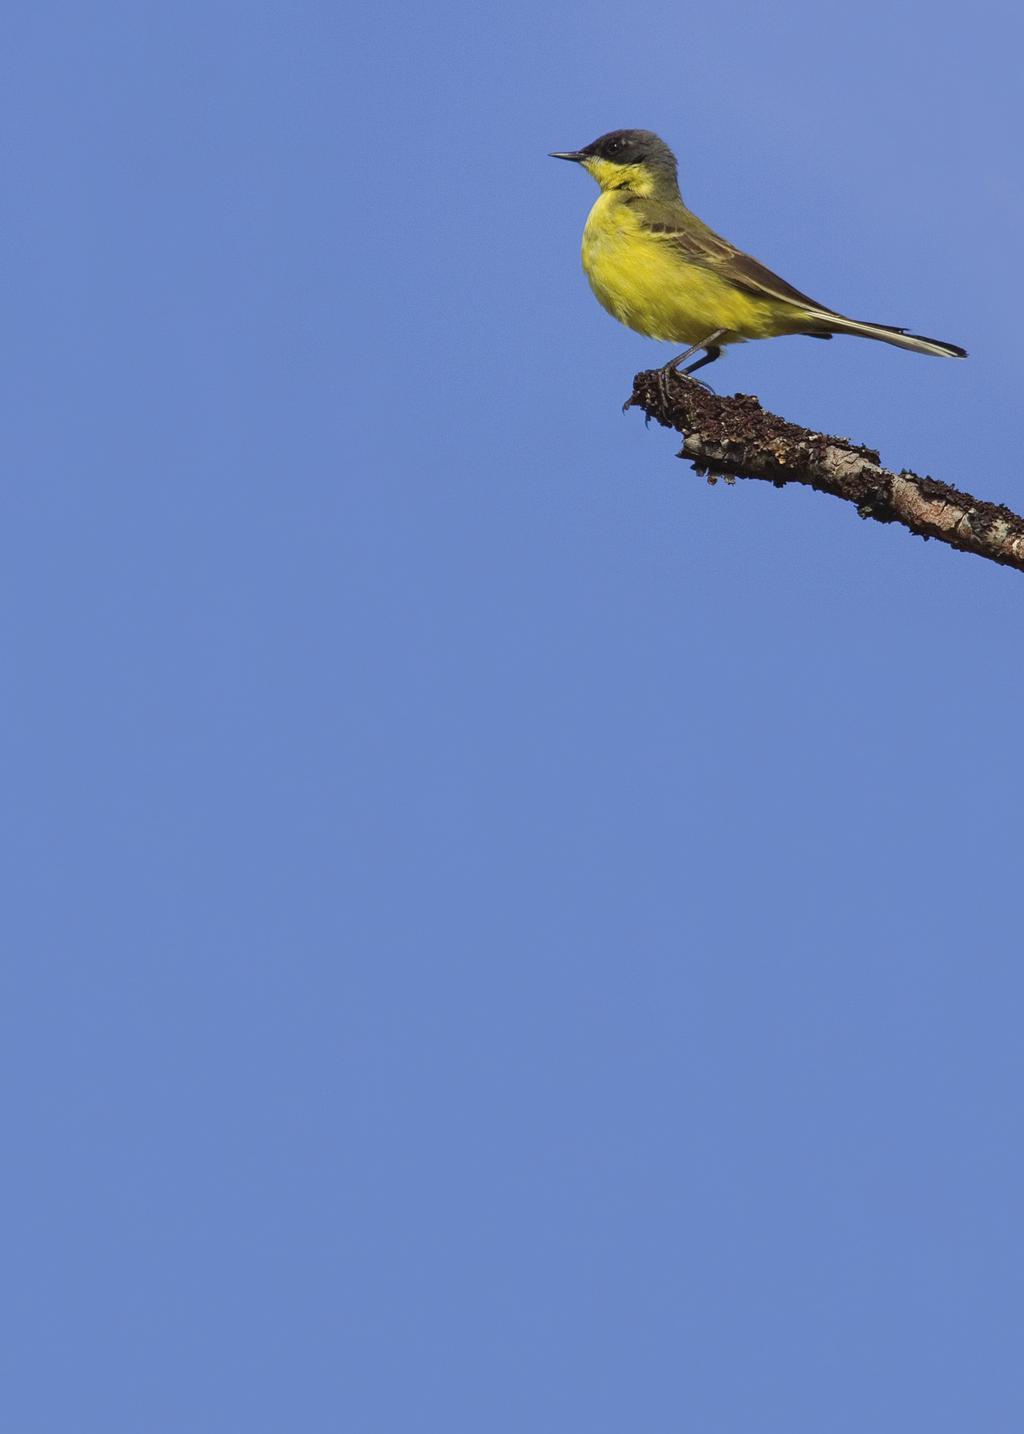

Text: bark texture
xmin=627 ymin=370 xmax=1024 ymax=574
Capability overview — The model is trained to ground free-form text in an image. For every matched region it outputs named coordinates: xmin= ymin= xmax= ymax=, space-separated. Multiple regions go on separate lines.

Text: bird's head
xmin=549 ymin=129 xmax=680 ymax=198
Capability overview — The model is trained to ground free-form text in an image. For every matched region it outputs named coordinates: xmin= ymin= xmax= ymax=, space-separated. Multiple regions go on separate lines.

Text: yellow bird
xmin=550 ymin=129 xmax=966 ymax=380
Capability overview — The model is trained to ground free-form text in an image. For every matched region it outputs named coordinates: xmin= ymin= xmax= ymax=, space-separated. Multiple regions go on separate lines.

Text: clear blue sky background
xmin=3 ymin=2 xmax=1022 ymax=1429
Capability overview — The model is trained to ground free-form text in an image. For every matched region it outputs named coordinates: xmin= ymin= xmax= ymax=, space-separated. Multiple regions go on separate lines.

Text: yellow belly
xmin=581 ymin=194 xmax=786 ymax=346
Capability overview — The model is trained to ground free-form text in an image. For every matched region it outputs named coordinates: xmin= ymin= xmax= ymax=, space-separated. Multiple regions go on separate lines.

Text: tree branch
xmin=626 ymin=369 xmax=1024 ymax=573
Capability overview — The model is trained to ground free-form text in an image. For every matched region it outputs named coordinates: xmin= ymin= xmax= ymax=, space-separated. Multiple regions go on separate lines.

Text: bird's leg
xmin=682 ymin=345 xmax=723 ymax=378
xmin=656 ymin=330 xmax=726 ymax=406
xmin=623 ymin=331 xmax=727 ymax=414
xmin=662 ymin=333 xmax=724 ymax=374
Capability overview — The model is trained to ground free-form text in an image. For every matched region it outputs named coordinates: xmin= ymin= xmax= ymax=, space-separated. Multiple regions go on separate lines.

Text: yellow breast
xmin=580 ymin=192 xmax=776 ymax=346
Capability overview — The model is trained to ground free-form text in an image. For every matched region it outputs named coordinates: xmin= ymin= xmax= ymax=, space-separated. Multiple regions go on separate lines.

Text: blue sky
xmin=3 ymin=1 xmax=1023 ymax=1430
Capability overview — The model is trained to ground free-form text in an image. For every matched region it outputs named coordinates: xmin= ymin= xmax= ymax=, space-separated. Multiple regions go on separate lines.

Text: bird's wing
xmin=636 ymin=203 xmax=833 ymax=315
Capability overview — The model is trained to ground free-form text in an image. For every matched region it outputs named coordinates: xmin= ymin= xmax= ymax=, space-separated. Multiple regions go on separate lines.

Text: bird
xmin=550 ymin=129 xmax=966 ymax=384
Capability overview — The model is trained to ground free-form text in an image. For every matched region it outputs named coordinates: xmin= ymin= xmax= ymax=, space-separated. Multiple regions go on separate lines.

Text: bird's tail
xmin=803 ymin=309 xmax=967 ymax=359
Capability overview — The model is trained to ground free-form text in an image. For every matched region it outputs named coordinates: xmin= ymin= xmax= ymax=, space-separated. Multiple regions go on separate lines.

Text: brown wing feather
xmin=710 ymin=246 xmax=826 ymax=311
xmin=634 ymin=201 xmax=835 ymax=317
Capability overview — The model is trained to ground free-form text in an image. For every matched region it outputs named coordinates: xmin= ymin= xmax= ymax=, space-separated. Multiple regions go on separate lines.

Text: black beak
xmin=549 ymin=150 xmax=585 ymax=162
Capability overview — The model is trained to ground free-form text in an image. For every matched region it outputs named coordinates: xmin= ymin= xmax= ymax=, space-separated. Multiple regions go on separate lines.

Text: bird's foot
xmin=657 ymin=367 xmax=714 ymax=405
xmin=623 ymin=368 xmax=715 ymax=420
xmin=656 ymin=365 xmax=676 ymax=410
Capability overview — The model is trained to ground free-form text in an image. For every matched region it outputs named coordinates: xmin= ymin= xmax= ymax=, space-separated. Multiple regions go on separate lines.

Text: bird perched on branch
xmin=550 ymin=129 xmax=966 ymax=383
